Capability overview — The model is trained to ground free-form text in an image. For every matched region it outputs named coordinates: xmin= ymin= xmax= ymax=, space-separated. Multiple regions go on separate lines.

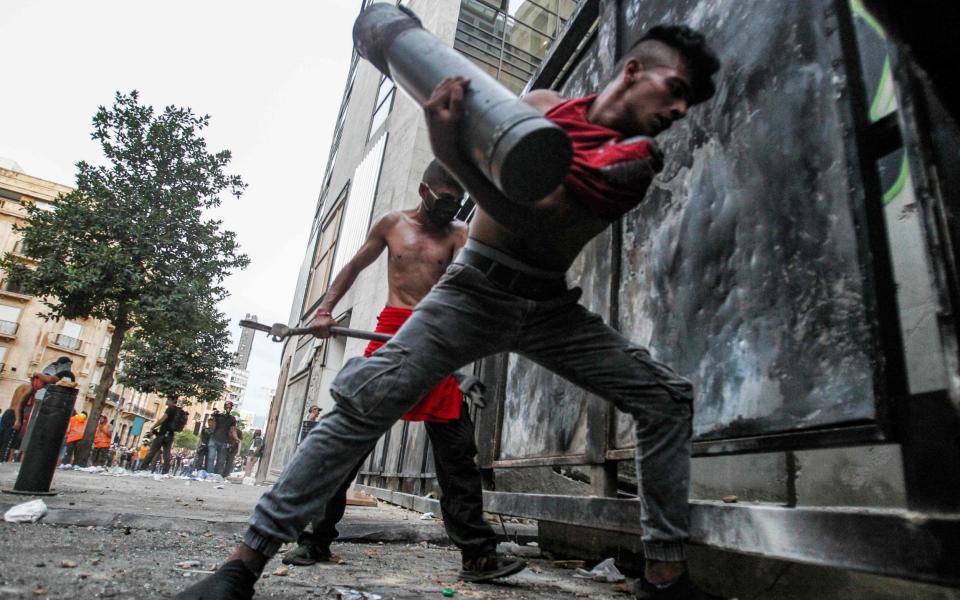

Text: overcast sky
xmin=0 ymin=1 xmax=361 ymax=419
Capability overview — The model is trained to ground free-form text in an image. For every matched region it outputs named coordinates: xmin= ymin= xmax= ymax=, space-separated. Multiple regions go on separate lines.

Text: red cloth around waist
xmin=364 ymin=307 xmax=461 ymax=423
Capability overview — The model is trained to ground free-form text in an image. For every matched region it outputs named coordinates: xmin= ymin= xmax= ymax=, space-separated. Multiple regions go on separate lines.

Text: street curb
xmin=0 ymin=502 xmax=477 ymax=544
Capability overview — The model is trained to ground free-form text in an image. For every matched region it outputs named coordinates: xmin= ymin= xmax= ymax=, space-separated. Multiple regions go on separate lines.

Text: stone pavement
xmin=0 ymin=463 xmax=633 ymax=599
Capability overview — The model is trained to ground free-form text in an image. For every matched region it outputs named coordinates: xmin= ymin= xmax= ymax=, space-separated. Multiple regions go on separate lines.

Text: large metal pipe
xmin=353 ymin=3 xmax=572 ymax=204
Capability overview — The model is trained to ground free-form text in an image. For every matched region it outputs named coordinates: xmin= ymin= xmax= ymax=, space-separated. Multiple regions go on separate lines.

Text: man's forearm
xmin=318 ymin=266 xmax=360 ymax=315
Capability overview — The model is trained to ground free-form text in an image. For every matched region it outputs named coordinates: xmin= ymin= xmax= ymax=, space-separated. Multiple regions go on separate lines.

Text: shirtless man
xmin=179 ymin=25 xmax=722 ymax=600
xmin=279 ymin=160 xmax=524 ymax=582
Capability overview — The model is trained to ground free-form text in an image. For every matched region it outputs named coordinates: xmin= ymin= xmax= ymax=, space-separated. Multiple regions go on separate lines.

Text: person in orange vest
xmin=91 ymin=415 xmax=112 ymax=466
xmin=60 ymin=411 xmax=87 ymax=466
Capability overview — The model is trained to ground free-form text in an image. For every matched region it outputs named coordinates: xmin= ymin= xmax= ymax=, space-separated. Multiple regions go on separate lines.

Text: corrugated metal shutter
xmin=331 ymin=133 xmax=388 ymax=277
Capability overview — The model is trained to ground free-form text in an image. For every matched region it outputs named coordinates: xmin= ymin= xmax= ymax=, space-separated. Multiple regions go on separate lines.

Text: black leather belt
xmin=455 ymin=248 xmax=567 ymax=300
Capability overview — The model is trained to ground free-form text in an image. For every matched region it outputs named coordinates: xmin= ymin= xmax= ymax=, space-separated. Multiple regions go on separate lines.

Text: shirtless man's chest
xmin=384 ymin=211 xmax=467 ymax=308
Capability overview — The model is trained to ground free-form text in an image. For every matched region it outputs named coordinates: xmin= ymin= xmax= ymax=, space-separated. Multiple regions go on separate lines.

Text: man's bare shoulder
xmin=524 ymin=89 xmax=566 ymax=114
xmin=372 ymin=210 xmax=408 ymax=233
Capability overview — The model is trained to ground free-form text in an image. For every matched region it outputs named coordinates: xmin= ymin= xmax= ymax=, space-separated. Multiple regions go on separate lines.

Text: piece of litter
xmin=273 ymin=566 xmax=289 ymax=576
xmin=61 ymin=560 xmax=78 ymax=568
xmin=722 ymin=495 xmax=738 ymax=503
xmin=4 ymin=499 xmax=47 ymax=523
xmin=419 ymin=512 xmax=435 ymax=520
xmin=442 ymin=587 xmax=455 ymax=597
xmin=573 ymin=558 xmax=625 ymax=583
xmin=242 ymin=476 xmax=256 ymax=486
xmin=330 ymin=589 xmax=382 ymax=600
xmin=175 ymin=561 xmax=202 ymax=569
xmin=496 ymin=541 xmax=540 ymax=558
xmin=215 ymin=485 xmax=225 ymax=490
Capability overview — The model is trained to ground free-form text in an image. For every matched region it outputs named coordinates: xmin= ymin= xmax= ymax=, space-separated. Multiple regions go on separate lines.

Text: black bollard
xmin=13 ymin=384 xmax=78 ymax=494
xmin=353 ymin=3 xmax=572 ymax=204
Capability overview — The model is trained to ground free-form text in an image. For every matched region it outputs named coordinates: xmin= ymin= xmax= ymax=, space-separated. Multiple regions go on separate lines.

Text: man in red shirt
xmin=179 ymin=24 xmax=721 ymax=600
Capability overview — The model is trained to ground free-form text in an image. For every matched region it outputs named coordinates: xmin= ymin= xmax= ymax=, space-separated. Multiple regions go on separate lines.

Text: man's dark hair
xmin=630 ymin=25 xmax=720 ymax=105
xmin=422 ymin=159 xmax=461 ymax=190
xmin=56 ymin=369 xmax=75 ymax=381
xmin=55 ymin=356 xmax=72 ymax=365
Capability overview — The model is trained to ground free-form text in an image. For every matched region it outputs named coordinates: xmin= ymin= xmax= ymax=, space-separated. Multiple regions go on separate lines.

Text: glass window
xmin=0 ymin=304 xmax=21 ymax=323
xmin=62 ymin=321 xmax=83 ymax=338
xmin=369 ymin=76 xmax=396 ymax=138
xmin=0 ymin=346 xmax=7 ymax=365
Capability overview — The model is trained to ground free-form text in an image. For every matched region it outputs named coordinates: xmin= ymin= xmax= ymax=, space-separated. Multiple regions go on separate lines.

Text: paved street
xmin=0 ymin=464 xmax=630 ymax=599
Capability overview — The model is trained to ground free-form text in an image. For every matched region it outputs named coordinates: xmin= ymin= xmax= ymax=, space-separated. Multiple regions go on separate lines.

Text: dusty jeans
xmin=248 ymin=256 xmax=694 ymax=562
xmin=207 ymin=440 xmax=228 ymax=475
xmin=298 ymin=403 xmax=497 ymax=559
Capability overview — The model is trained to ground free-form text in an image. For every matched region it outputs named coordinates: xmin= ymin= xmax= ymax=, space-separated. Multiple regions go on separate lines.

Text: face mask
xmin=423 ymin=184 xmax=463 ymax=225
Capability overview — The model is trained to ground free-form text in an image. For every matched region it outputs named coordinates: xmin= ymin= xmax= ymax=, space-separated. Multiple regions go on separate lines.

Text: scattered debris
xmin=418 ymin=512 xmax=436 ymax=520
xmin=573 ymin=558 xmax=625 ymax=583
xmin=551 ymin=560 xmax=586 ymax=569
xmin=442 ymin=587 xmax=455 ymax=597
xmin=497 ymin=541 xmax=540 ymax=558
xmin=242 ymin=476 xmax=256 ymax=486
xmin=329 ymin=589 xmax=383 ymax=600
xmin=273 ymin=566 xmax=290 ymax=576
xmin=4 ymin=499 xmax=47 ymax=523
xmin=722 ymin=495 xmax=738 ymax=503
xmin=32 ymin=585 xmax=46 ymax=596
xmin=175 ymin=561 xmax=202 ymax=569
xmin=61 ymin=560 xmax=78 ymax=568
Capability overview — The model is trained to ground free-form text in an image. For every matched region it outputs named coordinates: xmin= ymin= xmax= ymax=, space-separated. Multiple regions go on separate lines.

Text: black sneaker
xmin=458 ymin=555 xmax=527 ymax=582
xmin=281 ymin=543 xmax=332 ymax=566
xmin=634 ymin=572 xmax=725 ymax=599
xmin=175 ymin=560 xmax=257 ymax=600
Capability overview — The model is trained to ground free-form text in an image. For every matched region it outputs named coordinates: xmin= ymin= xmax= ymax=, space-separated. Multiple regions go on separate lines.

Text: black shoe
xmin=634 ymin=572 xmax=725 ymax=599
xmin=281 ymin=543 xmax=332 ymax=566
xmin=458 ymin=555 xmax=527 ymax=582
xmin=175 ymin=560 xmax=257 ymax=600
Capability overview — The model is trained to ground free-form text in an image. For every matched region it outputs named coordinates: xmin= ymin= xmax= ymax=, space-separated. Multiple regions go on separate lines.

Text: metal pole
xmin=11 ymin=385 xmax=79 ymax=495
xmin=353 ymin=3 xmax=572 ymax=203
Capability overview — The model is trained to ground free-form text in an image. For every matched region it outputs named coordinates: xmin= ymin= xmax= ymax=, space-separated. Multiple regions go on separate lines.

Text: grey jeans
xmin=208 ymin=440 xmax=228 ymax=475
xmin=248 ymin=259 xmax=694 ymax=561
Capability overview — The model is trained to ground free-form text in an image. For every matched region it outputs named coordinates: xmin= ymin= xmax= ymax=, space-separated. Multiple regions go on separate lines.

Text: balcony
xmin=0 ymin=320 xmax=19 ymax=340
xmin=97 ymin=346 xmax=107 ymax=364
xmin=49 ymin=333 xmax=84 ymax=355
xmin=122 ymin=403 xmax=155 ymax=420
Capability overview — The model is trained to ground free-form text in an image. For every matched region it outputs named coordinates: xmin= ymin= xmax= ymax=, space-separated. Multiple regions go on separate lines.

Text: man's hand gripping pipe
xmin=238 ymin=319 xmax=392 ymax=343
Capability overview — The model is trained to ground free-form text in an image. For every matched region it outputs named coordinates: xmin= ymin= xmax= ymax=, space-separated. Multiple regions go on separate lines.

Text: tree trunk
xmin=73 ymin=321 xmax=128 ymax=466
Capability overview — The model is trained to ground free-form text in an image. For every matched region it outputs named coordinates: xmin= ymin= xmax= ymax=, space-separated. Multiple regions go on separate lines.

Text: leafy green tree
xmin=174 ymin=430 xmax=199 ymax=451
xmin=0 ymin=91 xmax=248 ymax=465
xmin=120 ymin=301 xmax=233 ymax=405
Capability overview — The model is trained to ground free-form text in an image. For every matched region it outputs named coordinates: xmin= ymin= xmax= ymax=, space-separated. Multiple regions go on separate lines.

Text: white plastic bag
xmin=573 ymin=557 xmax=625 ymax=583
xmin=3 ymin=499 xmax=48 ymax=523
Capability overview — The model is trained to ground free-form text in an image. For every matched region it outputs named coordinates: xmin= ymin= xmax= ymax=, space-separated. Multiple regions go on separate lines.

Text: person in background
xmin=60 ymin=411 xmax=87 ymax=466
xmin=91 ymin=415 xmax=112 ymax=466
xmin=298 ymin=406 xmax=321 ymax=444
xmin=244 ymin=430 xmax=263 ymax=477
xmin=133 ymin=442 xmax=150 ymax=471
xmin=208 ymin=401 xmax=239 ymax=476
xmin=139 ymin=398 xmax=180 ymax=474
xmin=195 ymin=417 xmax=215 ymax=472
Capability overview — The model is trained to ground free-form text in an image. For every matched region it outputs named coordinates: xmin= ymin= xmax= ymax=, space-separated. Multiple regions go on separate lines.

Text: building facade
xmin=234 ymin=313 xmax=256 ymax=370
xmin=0 ymin=165 xmax=165 ymax=450
xmin=259 ymin=0 xmax=576 ymax=481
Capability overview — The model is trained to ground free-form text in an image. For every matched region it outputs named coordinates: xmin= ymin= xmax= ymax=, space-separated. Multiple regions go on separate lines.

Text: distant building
xmin=234 ymin=313 xmax=256 ymax=370
xmin=260 ymin=0 xmax=576 ymax=481
xmin=0 ymin=165 xmax=164 ymax=449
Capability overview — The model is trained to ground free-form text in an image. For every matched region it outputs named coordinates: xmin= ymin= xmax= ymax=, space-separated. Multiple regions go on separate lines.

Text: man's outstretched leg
xmin=175 ymin=272 xmax=513 ymax=599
